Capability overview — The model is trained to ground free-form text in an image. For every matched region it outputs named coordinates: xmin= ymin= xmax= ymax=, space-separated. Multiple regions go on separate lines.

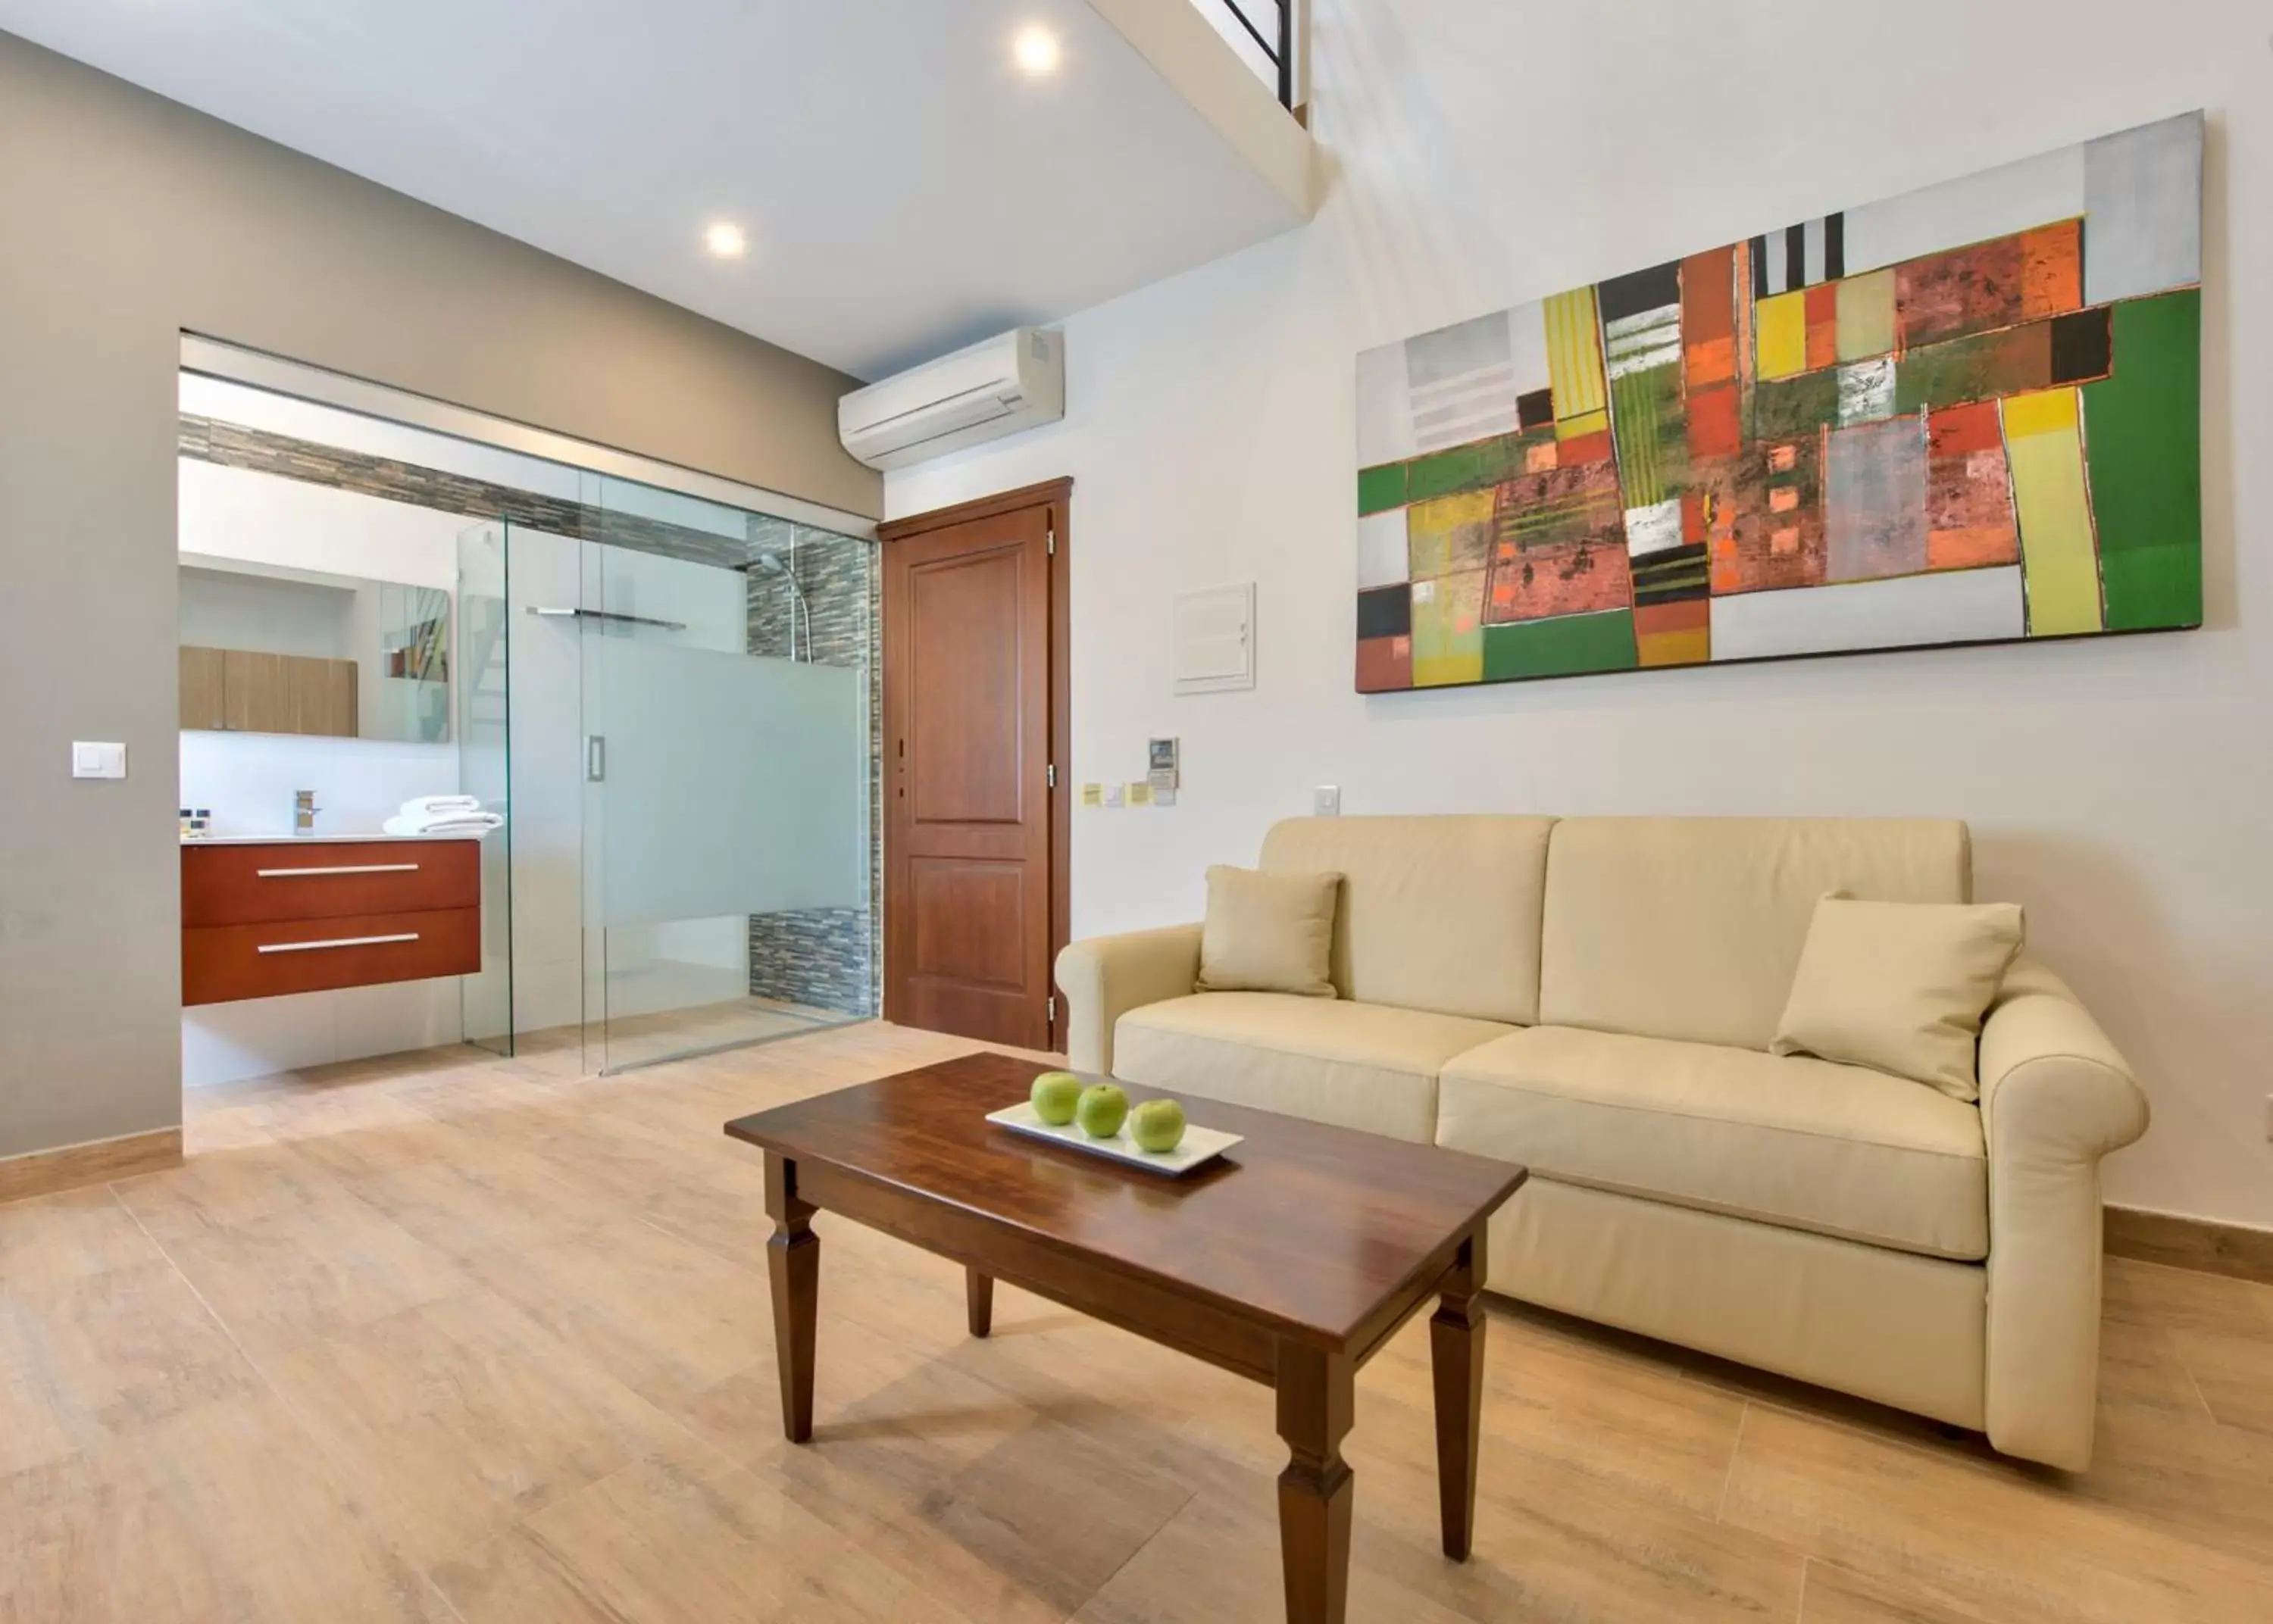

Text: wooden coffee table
xmin=723 ymin=1051 xmax=1527 ymax=1623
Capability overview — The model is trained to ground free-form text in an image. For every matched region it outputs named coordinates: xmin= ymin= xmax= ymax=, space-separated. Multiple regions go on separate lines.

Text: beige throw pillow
xmin=1196 ymin=866 xmax=1341 ymax=998
xmin=1771 ymin=894 xmax=2024 ymax=1101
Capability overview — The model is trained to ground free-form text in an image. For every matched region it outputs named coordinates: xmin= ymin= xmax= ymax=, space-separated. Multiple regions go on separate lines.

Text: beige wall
xmin=888 ymin=0 xmax=2273 ymax=1229
xmin=0 ymin=30 xmax=879 ymax=1160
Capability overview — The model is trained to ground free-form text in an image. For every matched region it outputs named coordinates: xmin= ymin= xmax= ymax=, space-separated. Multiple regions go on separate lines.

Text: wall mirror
xmin=178 ymin=553 xmax=452 ymax=743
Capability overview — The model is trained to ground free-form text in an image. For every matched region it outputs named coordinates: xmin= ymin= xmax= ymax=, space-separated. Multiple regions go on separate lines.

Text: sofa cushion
xmin=1259 ymin=814 xmax=1555 ymax=1025
xmin=1437 ymin=1025 xmax=1987 ymax=1260
xmin=1114 ymin=992 xmax=1514 ymax=1144
xmin=1196 ymin=864 xmax=1342 ymax=997
xmin=1772 ymin=895 xmax=2025 ymax=1101
xmin=1539 ymin=817 xmax=1973 ymax=1050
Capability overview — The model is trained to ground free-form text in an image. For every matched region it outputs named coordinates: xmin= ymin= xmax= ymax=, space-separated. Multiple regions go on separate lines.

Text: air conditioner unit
xmin=838 ymin=327 xmax=1065 ymax=470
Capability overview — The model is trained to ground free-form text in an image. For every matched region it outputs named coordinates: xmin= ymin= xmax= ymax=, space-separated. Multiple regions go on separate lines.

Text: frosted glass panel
xmin=455 ymin=523 xmax=512 ymax=1054
xmin=591 ymin=639 xmax=865 ymax=926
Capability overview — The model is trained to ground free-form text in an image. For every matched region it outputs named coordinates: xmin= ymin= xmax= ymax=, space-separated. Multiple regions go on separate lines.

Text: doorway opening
xmin=177 ymin=340 xmax=880 ymax=1086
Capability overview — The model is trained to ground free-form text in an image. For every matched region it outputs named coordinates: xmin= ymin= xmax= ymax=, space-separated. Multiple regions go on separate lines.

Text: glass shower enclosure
xmin=456 ymin=473 xmax=875 ymax=1073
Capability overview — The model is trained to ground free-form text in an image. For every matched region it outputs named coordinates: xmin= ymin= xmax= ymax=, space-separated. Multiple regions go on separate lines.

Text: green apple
xmin=1030 ymin=1070 xmax=1083 ymax=1126
xmin=1074 ymin=1082 xmax=1130 ymax=1140
xmin=1128 ymin=1098 xmax=1187 ymax=1154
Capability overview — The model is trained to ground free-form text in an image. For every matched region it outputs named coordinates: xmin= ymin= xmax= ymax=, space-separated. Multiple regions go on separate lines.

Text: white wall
xmin=178 ymin=456 xmax=471 ymax=1083
xmin=886 ymin=0 xmax=2273 ymax=1229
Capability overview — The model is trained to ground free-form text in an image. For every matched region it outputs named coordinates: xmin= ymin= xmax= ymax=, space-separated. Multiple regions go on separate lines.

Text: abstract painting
xmin=1354 ymin=112 xmax=2203 ymax=691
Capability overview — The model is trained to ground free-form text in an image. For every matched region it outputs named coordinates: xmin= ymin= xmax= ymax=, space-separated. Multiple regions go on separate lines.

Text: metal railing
xmin=1214 ymin=0 xmax=1295 ymax=109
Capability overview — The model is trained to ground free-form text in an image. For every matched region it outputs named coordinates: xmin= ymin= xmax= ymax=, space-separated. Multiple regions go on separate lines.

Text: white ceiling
xmin=0 ymin=0 xmax=1306 ymax=379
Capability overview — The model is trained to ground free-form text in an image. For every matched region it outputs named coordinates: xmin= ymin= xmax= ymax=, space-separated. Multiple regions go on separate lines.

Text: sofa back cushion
xmin=1259 ymin=815 xmax=1554 ymax=1024
xmin=1539 ymin=817 xmax=1974 ymax=1050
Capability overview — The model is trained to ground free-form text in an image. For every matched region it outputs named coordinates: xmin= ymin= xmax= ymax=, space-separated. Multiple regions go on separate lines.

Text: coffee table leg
xmin=1275 ymin=1342 xmax=1355 ymax=1624
xmin=1430 ymin=1231 xmax=1487 ymax=1560
xmin=764 ymin=1151 xmax=818 ymax=1444
xmin=966 ymin=1268 xmax=994 ymax=1338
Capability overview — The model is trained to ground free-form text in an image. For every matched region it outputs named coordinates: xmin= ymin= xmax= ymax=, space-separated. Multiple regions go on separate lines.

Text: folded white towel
xmin=383 ymin=811 xmax=503 ymax=839
xmin=400 ymin=795 xmax=482 ymax=818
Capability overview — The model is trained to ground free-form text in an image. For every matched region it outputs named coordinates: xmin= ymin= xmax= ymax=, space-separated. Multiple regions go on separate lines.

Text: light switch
xmin=1313 ymin=785 xmax=1340 ymax=817
xmin=71 ymin=742 xmax=127 ymax=780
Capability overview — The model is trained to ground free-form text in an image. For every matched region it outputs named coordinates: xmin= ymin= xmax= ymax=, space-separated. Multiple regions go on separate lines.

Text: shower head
xmin=743 ymin=550 xmax=811 ymax=662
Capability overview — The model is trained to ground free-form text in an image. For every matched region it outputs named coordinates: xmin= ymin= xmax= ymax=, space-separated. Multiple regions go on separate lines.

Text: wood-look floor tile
xmin=1797 ymin=1559 xmax=2009 ymax=1623
xmin=2103 ymin=1256 xmax=2273 ymax=1339
xmin=371 ymin=1061 xmax=570 ymax=1123
xmin=155 ymin=1187 xmax=471 ymax=1360
xmin=1720 ymin=1398 xmax=2273 ymax=1622
xmin=790 ymin=1379 xmax=1196 ymax=1622
xmin=219 ymin=1084 xmax=438 ymax=1145
xmin=1364 ymin=1304 xmax=1749 ymax=1516
xmin=2068 ymin=1393 xmax=2273 ymax=1563
xmin=0 ymin=1298 xmax=84 ymax=1477
xmin=179 ymin=1108 xmax=283 ymax=1156
xmin=1082 ymin=1432 xmax=1806 ymax=1624
xmin=263 ymin=1290 xmax=699 ymax=1564
xmin=2 ymin=1391 xmax=453 ymax=1624
xmin=8 ymin=1023 xmax=2273 ymax=1623
xmin=0 ymin=1257 xmax=260 ymax=1448
xmin=289 ymin=1118 xmax=619 ymax=1263
xmin=2093 ymin=1315 xmax=2215 ymax=1419
xmin=456 ymin=1213 xmax=775 ymax=1413
xmin=0 ymin=1188 xmax=164 ymax=1290
xmin=111 ymin=1138 xmax=333 ymax=1245
xmin=434 ymin=1432 xmax=977 ymax=1624
xmin=2171 ymin=1327 xmax=2273 ymax=1438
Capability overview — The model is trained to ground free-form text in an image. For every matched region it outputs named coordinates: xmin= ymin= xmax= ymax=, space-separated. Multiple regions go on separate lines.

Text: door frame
xmin=876 ymin=477 xmax=1073 ymax=1051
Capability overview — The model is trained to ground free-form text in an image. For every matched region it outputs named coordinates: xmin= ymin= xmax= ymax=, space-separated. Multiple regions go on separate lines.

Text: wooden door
xmin=880 ymin=479 xmax=1070 ymax=1051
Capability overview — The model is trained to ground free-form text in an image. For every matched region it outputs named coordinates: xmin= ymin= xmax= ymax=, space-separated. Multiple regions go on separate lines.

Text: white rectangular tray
xmin=985 ymin=1101 xmax=1242 ymax=1178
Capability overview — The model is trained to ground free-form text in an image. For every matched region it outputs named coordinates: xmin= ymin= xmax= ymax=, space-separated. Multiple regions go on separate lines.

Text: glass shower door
xmin=581 ymin=483 xmax=871 ymax=1072
xmin=455 ymin=522 xmax=513 ymax=1056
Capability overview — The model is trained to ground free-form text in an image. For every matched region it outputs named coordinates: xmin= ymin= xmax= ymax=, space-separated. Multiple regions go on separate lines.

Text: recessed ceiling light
xmin=704 ymin=221 xmax=748 ymax=260
xmin=1012 ymin=25 xmax=1061 ymax=77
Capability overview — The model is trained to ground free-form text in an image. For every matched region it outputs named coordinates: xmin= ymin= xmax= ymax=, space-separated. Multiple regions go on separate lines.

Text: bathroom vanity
xmin=180 ymin=835 xmax=482 ymax=1004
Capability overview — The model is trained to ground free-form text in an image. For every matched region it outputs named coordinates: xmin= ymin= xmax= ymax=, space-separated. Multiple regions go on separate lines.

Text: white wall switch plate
xmin=1313 ymin=785 xmax=1340 ymax=817
xmin=1104 ymin=783 xmax=1126 ymax=808
xmin=71 ymin=741 xmax=127 ymax=779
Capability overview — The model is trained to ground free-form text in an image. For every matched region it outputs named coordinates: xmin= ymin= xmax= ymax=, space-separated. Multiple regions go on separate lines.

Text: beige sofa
xmin=1055 ymin=816 xmax=2148 ymax=1471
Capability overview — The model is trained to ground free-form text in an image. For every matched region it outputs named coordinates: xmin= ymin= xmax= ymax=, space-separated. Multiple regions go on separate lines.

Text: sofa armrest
xmin=1053 ymin=925 xmax=1202 ymax=1075
xmin=1977 ymin=951 xmax=2150 ymax=1470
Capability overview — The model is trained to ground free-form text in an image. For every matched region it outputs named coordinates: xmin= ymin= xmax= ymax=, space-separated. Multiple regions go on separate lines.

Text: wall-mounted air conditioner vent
xmin=838 ymin=328 xmax=1065 ymax=471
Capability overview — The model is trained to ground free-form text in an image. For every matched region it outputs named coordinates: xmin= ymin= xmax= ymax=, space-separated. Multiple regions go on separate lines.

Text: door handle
xmin=586 ymin=735 xmax=607 ymax=782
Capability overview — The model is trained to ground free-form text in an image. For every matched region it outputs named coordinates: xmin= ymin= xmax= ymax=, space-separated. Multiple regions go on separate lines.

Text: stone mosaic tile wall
xmin=745 ymin=519 xmax=883 ymax=1017
xmin=180 ymin=414 xmax=751 ymax=567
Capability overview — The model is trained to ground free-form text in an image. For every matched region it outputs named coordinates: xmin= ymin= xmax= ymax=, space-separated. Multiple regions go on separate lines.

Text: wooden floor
xmin=4 ymin=1023 xmax=2271 ymax=1622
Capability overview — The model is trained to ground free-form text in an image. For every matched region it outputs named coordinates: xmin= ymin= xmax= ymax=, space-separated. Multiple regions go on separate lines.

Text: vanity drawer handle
xmin=255 ymin=864 xmax=421 ymax=878
xmin=256 ymin=932 xmax=421 ymax=954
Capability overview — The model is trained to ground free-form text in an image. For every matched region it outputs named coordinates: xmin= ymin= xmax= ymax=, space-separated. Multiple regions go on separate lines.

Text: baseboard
xmin=0 ymin=1126 xmax=183 ymax=1205
xmin=2106 ymin=1204 xmax=2273 ymax=1288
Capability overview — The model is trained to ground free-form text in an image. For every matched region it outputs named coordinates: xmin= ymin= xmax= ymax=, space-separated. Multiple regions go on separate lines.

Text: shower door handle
xmin=585 ymin=735 xmax=606 ymax=782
